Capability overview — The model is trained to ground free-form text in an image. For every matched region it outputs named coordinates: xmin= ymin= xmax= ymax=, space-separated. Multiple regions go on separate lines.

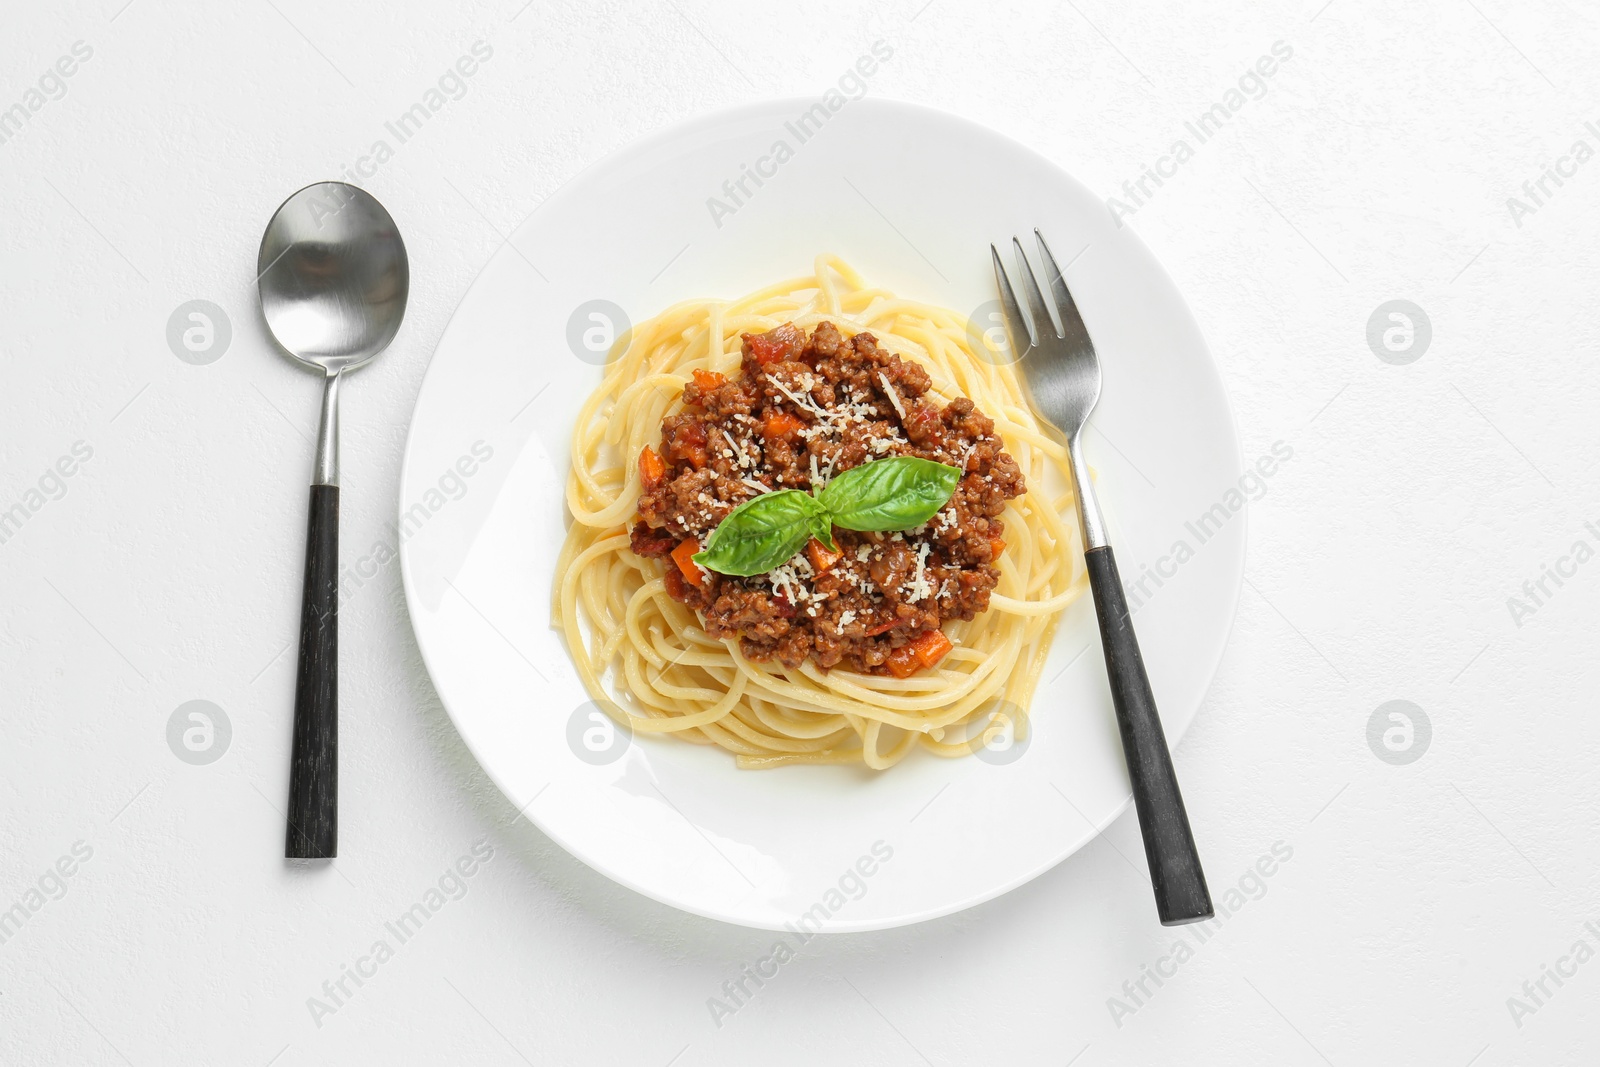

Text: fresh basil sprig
xmin=692 ymin=490 xmax=825 ymax=578
xmin=817 ymin=457 xmax=963 ymax=533
xmin=691 ymin=456 xmax=962 ymax=577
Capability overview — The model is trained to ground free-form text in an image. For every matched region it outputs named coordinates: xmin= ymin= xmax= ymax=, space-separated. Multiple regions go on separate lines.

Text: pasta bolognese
xmin=554 ymin=257 xmax=1088 ymax=769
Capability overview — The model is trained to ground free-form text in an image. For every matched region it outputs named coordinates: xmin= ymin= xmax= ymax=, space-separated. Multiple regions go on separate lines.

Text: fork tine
xmin=990 ymin=242 xmax=1035 ymax=350
xmin=1011 ymin=236 xmax=1059 ymax=340
xmin=1034 ymin=229 xmax=1090 ymax=346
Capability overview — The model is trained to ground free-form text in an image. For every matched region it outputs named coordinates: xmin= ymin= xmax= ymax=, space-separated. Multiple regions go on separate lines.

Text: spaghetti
xmin=554 ymin=257 xmax=1088 ymax=769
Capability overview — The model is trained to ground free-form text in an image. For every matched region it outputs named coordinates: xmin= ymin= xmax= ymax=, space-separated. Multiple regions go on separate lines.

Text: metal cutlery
xmin=993 ymin=230 xmax=1213 ymax=925
xmin=258 ymin=182 xmax=410 ymax=859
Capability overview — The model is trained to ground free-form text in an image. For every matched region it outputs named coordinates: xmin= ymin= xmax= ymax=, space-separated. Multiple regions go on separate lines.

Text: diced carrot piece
xmin=743 ymin=323 xmax=805 ymax=364
xmin=885 ymin=645 xmax=921 ymax=679
xmin=761 ymin=411 xmax=804 ymax=440
xmin=807 ymin=537 xmax=841 ymax=573
xmin=989 ymin=537 xmax=1006 ymax=562
xmin=639 ymin=446 xmax=666 ymax=488
xmin=670 ymin=538 xmax=705 ymax=589
xmin=692 ymin=369 xmax=727 ymax=391
xmin=672 ymin=423 xmax=709 ymax=468
xmin=911 ymin=629 xmax=953 ymax=669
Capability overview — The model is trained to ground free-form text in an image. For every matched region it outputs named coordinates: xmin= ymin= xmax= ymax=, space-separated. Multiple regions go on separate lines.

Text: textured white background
xmin=2 ymin=0 xmax=1597 ymax=1063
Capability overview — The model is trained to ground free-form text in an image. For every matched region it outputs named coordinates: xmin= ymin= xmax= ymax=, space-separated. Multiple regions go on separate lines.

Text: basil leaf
xmin=688 ymin=457 xmax=960 ymax=577
xmin=808 ymin=512 xmax=838 ymax=552
xmin=817 ymin=456 xmax=962 ymax=532
xmin=692 ymin=489 xmax=824 ymax=576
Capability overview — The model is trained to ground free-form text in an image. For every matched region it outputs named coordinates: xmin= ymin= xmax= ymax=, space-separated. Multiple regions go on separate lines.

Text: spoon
xmin=257 ymin=182 xmax=409 ymax=859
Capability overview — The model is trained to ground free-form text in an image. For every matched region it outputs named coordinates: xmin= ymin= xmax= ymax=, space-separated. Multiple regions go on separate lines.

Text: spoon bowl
xmin=259 ymin=182 xmax=409 ymax=373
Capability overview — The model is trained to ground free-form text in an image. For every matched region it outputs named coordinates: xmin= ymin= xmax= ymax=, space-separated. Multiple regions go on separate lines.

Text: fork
xmin=993 ymin=231 xmax=1213 ymax=926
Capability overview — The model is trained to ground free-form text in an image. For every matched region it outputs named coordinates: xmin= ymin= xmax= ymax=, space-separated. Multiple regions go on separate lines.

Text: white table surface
xmin=3 ymin=1 xmax=1596 ymax=1063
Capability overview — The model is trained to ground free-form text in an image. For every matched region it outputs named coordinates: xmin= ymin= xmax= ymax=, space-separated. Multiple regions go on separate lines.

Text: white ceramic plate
xmin=399 ymin=98 xmax=1243 ymax=931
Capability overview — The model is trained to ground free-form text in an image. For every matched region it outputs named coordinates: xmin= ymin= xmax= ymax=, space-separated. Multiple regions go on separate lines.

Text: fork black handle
xmin=286 ymin=483 xmax=338 ymax=858
xmin=1083 ymin=545 xmax=1212 ymax=925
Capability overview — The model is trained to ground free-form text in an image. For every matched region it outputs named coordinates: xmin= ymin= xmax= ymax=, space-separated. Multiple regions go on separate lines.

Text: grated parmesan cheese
xmin=767 ymin=374 xmax=830 ymax=420
xmin=877 ymin=372 xmax=907 ymax=419
xmin=906 ymin=542 xmax=934 ymax=602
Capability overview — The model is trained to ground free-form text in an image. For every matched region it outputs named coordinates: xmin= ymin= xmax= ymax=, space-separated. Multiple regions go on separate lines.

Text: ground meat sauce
xmin=631 ymin=321 xmax=1025 ymax=675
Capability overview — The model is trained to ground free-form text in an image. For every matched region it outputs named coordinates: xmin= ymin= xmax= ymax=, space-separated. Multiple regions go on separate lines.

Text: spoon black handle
xmin=286 ymin=483 xmax=338 ymax=858
xmin=1082 ymin=545 xmax=1212 ymax=925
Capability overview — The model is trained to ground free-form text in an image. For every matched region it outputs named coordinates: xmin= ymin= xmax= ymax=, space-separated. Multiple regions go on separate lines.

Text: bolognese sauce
xmin=631 ymin=321 xmax=1025 ymax=675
